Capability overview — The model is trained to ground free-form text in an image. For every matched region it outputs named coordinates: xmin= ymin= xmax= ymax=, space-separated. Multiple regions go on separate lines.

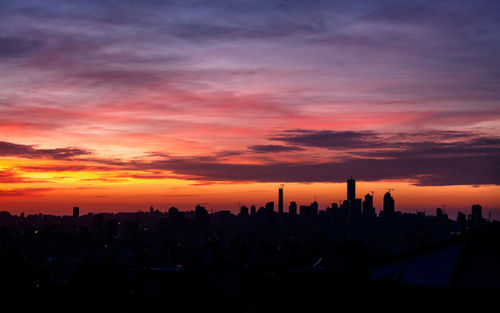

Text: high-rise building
xmin=471 ymin=204 xmax=483 ymax=230
xmin=363 ymin=193 xmax=375 ymax=217
xmin=265 ymin=201 xmax=274 ymax=214
xmin=73 ymin=206 xmax=79 ymax=218
xmin=278 ymin=185 xmax=284 ymax=215
xmin=383 ymin=191 xmax=395 ymax=217
xmin=331 ymin=202 xmax=339 ymax=211
xmin=289 ymin=202 xmax=297 ymax=215
xmin=250 ymin=205 xmax=256 ymax=215
xmin=195 ymin=205 xmax=208 ymax=218
xmin=457 ymin=212 xmax=466 ymax=234
xmin=311 ymin=201 xmax=319 ymax=215
xmin=347 ymin=177 xmax=356 ymax=201
xmin=240 ymin=205 xmax=249 ymax=216
xmin=436 ymin=208 xmax=443 ymax=218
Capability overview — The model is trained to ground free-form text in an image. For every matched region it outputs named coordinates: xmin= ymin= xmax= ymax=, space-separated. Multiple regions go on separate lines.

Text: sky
xmin=0 ymin=0 xmax=499 ymax=217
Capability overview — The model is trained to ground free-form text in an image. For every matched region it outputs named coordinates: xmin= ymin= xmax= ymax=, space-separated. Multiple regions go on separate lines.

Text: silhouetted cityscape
xmin=1 ymin=178 xmax=499 ymax=312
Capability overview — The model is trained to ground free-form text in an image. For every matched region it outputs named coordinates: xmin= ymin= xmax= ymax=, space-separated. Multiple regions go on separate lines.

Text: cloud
xmin=2 ymin=129 xmax=499 ymax=186
xmin=0 ymin=36 xmax=43 ymax=58
xmin=0 ymin=170 xmax=34 ymax=183
xmin=167 ymin=20 xmax=325 ymax=42
xmin=133 ymin=130 xmax=500 ymax=186
xmin=0 ymin=141 xmax=91 ymax=159
xmin=137 ymin=152 xmax=499 ymax=187
xmin=271 ymin=130 xmax=383 ymax=149
xmin=0 ymin=187 xmax=54 ymax=197
xmin=248 ymin=144 xmax=304 ymax=153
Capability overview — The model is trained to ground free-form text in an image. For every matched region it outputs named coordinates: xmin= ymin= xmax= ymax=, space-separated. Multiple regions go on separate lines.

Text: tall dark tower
xmin=383 ymin=191 xmax=395 ymax=217
xmin=363 ymin=193 xmax=374 ymax=217
xmin=278 ymin=184 xmax=284 ymax=215
xmin=347 ymin=177 xmax=355 ymax=201
xmin=471 ymin=204 xmax=483 ymax=230
xmin=289 ymin=202 xmax=297 ymax=215
xmin=73 ymin=206 xmax=80 ymax=218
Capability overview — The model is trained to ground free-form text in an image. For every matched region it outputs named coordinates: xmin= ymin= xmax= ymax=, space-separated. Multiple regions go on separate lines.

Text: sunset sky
xmin=1 ymin=0 xmax=499 ymax=217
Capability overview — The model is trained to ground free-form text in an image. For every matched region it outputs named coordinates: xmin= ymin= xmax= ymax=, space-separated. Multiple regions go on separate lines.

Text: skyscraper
xmin=383 ymin=191 xmax=395 ymax=217
xmin=471 ymin=204 xmax=483 ymax=230
xmin=347 ymin=177 xmax=355 ymax=201
xmin=240 ymin=205 xmax=249 ymax=216
xmin=265 ymin=201 xmax=274 ymax=214
xmin=289 ymin=202 xmax=297 ymax=215
xmin=73 ymin=206 xmax=79 ymax=218
xmin=278 ymin=184 xmax=284 ymax=215
xmin=311 ymin=201 xmax=318 ymax=215
xmin=363 ymin=193 xmax=375 ymax=217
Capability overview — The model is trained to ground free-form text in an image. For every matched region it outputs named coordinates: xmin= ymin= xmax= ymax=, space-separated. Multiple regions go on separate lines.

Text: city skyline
xmin=2 ymin=178 xmax=494 ymax=221
xmin=1 ymin=1 xmax=499 ymax=215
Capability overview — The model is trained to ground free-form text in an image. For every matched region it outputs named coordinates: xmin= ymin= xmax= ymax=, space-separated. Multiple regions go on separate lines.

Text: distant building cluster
xmin=236 ymin=178 xmax=486 ymax=233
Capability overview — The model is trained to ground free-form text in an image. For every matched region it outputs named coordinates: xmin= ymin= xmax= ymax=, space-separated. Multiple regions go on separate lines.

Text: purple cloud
xmin=248 ymin=144 xmax=304 ymax=153
xmin=0 ymin=141 xmax=91 ymax=160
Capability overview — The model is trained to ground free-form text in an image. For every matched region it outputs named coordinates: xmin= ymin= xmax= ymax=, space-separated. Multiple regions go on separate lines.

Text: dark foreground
xmin=2 ymin=270 xmax=499 ymax=313
xmin=1 ymin=208 xmax=499 ymax=312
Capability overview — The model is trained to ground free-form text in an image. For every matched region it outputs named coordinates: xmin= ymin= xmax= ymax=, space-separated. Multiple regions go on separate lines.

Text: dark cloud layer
xmin=248 ymin=144 xmax=304 ymax=153
xmin=140 ymin=154 xmax=498 ymax=186
xmin=0 ymin=36 xmax=43 ymax=58
xmin=5 ymin=128 xmax=499 ymax=186
xmin=271 ymin=130 xmax=381 ymax=149
xmin=132 ymin=130 xmax=500 ymax=186
xmin=0 ymin=141 xmax=90 ymax=160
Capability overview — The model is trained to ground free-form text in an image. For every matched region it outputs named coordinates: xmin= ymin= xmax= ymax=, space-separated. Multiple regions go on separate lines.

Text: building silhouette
xmin=436 ymin=208 xmax=443 ymax=218
xmin=383 ymin=191 xmax=395 ymax=217
xmin=240 ymin=205 xmax=249 ymax=216
xmin=347 ymin=177 xmax=355 ymax=201
xmin=345 ymin=178 xmax=362 ymax=217
xmin=73 ymin=206 xmax=79 ymax=218
xmin=471 ymin=204 xmax=483 ymax=230
xmin=289 ymin=201 xmax=297 ymax=215
xmin=363 ymin=193 xmax=375 ymax=217
xmin=457 ymin=211 xmax=466 ymax=233
xmin=265 ymin=201 xmax=274 ymax=215
xmin=311 ymin=201 xmax=318 ymax=215
xmin=278 ymin=185 xmax=284 ymax=215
